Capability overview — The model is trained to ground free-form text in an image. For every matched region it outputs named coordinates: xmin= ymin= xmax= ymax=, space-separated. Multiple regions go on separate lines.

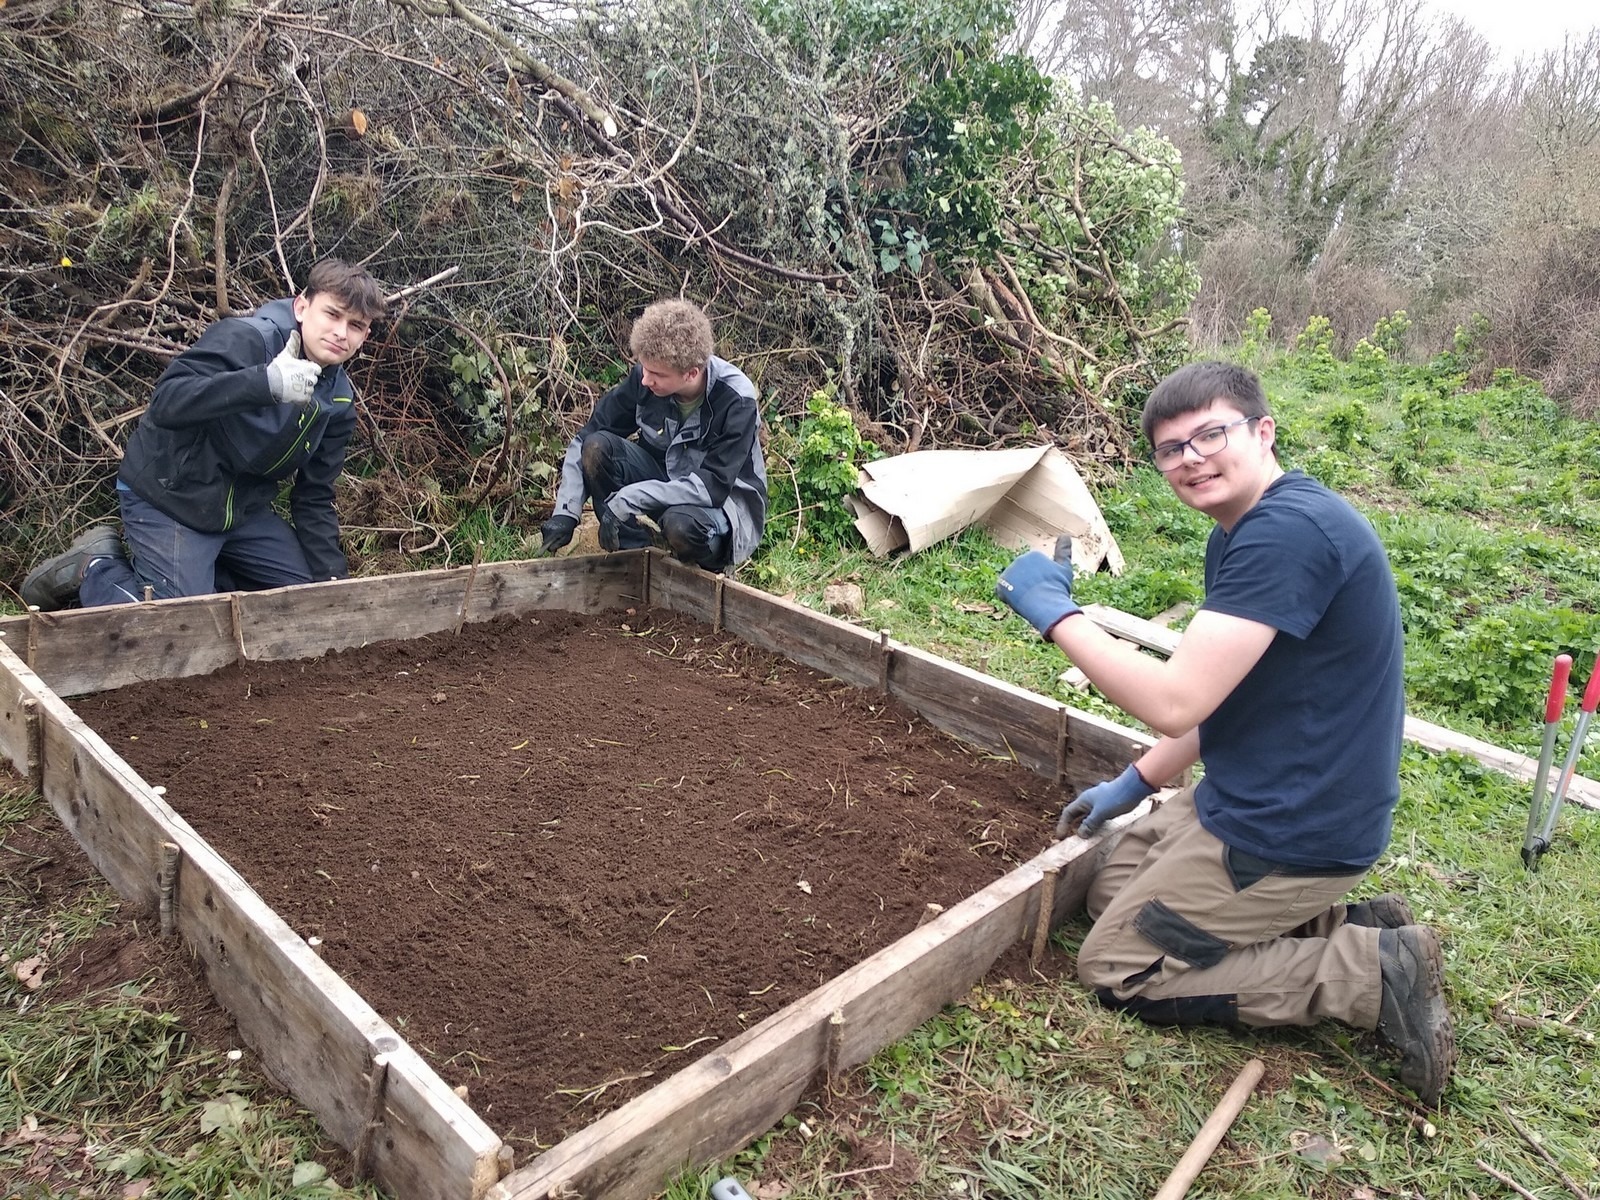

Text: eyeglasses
xmin=1150 ymin=417 xmax=1258 ymax=471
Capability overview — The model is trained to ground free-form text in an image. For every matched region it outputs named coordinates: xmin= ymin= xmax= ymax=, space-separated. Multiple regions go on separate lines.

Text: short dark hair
xmin=1141 ymin=361 xmax=1271 ymax=446
xmin=303 ymin=259 xmax=386 ymax=322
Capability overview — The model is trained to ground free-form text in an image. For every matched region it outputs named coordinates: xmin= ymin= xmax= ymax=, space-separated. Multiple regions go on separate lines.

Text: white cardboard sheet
xmin=846 ymin=445 xmax=1124 ymax=576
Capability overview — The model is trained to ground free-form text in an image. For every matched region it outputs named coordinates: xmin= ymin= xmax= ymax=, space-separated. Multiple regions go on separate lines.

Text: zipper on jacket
xmin=265 ymin=406 xmax=324 ymax=475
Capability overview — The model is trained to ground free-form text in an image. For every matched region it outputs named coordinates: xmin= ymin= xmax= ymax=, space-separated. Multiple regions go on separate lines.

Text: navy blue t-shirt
xmin=1195 ymin=471 xmax=1405 ymax=871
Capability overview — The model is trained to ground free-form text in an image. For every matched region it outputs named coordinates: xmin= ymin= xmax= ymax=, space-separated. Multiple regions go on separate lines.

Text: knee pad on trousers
xmin=660 ymin=509 xmax=698 ymax=555
xmin=1093 ymin=987 xmax=1241 ymax=1026
xmin=579 ymin=433 xmax=611 ymax=477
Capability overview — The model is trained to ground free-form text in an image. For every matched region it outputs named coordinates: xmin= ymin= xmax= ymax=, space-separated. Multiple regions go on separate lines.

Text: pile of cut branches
xmin=0 ymin=0 xmax=1193 ymax=583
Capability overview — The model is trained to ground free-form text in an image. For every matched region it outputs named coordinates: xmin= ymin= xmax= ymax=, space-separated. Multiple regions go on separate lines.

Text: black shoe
xmin=20 ymin=525 xmax=124 ymax=611
xmin=1346 ymin=893 xmax=1415 ymax=930
xmin=1376 ymin=926 xmax=1457 ymax=1106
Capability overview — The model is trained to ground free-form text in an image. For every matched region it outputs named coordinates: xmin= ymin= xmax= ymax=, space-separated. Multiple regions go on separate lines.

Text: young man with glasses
xmin=995 ymin=361 xmax=1455 ymax=1107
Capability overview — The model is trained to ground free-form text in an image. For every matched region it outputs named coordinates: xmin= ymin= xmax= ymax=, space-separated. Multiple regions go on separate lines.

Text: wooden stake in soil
xmin=306 ymin=935 xmax=325 ymax=958
xmin=228 ymin=593 xmax=249 ymax=663
xmin=825 ymin=1009 xmax=846 ymax=1092
xmin=143 ymin=585 xmax=154 ymax=603
xmin=877 ymin=629 xmax=892 ymax=694
xmin=157 ymin=841 xmax=181 ymax=938
xmin=454 ymin=541 xmax=485 ymax=636
xmin=22 ymin=698 xmax=42 ymax=791
xmin=26 ymin=606 xmax=40 ymax=669
xmin=1055 ymin=704 xmax=1070 ymax=787
xmin=496 ymin=1143 xmax=515 ymax=1180
xmin=641 ymin=548 xmax=653 ymax=606
xmin=1029 ymin=866 xmax=1060 ymax=970
xmin=1151 ymin=1058 xmax=1265 ymax=1200
xmin=351 ymin=1053 xmax=392 ymax=1182
xmin=712 ymin=575 xmax=726 ymax=634
xmin=915 ymin=902 xmax=944 ymax=928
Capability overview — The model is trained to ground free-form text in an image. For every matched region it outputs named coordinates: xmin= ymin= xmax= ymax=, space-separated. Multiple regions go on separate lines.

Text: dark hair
xmin=1141 ymin=361 xmax=1271 ymax=446
xmin=303 ymin=259 xmax=386 ymax=321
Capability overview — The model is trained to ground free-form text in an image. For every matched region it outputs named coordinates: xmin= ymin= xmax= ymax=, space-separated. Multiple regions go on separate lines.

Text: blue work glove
xmin=1058 ymin=764 xmax=1155 ymax=838
xmin=995 ymin=550 xmax=1081 ymax=639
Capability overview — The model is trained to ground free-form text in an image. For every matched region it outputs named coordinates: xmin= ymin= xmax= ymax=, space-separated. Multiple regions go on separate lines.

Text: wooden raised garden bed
xmin=0 ymin=551 xmax=1155 ymax=1200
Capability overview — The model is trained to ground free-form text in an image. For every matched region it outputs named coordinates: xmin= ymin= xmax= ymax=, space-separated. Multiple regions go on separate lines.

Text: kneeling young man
xmin=23 ymin=260 xmax=384 ymax=609
xmin=539 ymin=300 xmax=767 ymax=572
xmin=995 ymin=361 xmax=1456 ymax=1106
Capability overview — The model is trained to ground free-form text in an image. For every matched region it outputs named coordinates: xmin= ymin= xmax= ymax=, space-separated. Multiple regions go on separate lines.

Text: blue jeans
xmin=80 ymin=485 xmax=314 ymax=606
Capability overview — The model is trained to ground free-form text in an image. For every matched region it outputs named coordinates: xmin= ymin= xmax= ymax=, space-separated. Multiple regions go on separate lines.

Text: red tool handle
xmin=1581 ymin=662 xmax=1600 ymax=714
xmin=1547 ymin=655 xmax=1573 ymax=723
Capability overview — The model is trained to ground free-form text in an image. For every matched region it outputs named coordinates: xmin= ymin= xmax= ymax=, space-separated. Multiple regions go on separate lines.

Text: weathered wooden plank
xmin=1081 ymin=603 xmax=1600 ymax=812
xmin=652 ymin=560 xmax=1152 ymax=789
xmin=888 ymin=643 xmax=1154 ymax=784
xmin=643 ymin=553 xmax=719 ymax=624
xmin=20 ymin=597 xmax=240 ymax=698
xmin=0 ymin=631 xmax=31 ymax=771
xmin=235 ymin=555 xmax=644 ymax=665
xmin=1403 ymin=713 xmax=1600 ymax=811
xmin=491 ymin=811 xmax=1146 ymax=1200
xmin=888 ymin=643 xmax=1061 ymax=775
xmin=1 ymin=641 xmax=503 ymax=1200
xmin=11 ymin=558 xmax=644 ymax=699
xmin=707 ymin=569 xmax=883 ymax=691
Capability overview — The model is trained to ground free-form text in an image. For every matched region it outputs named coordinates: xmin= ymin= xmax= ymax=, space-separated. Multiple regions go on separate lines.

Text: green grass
xmin=0 ymin=784 xmax=380 ymax=1199
xmin=664 ymin=348 xmax=1600 ymax=1198
xmin=6 ymin=345 xmax=1600 ymax=1198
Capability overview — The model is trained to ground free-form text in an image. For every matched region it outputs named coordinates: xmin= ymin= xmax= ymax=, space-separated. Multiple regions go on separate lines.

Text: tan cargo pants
xmin=1079 ymin=787 xmax=1384 ymax=1029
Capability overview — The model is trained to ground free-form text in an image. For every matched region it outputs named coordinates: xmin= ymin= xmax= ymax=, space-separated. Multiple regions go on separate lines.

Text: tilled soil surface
xmin=74 ymin=607 xmax=1061 ymax=1147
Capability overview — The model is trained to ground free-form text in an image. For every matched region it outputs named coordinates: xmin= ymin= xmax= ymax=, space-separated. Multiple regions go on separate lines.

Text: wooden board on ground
xmin=0 ymin=556 xmax=642 ymax=699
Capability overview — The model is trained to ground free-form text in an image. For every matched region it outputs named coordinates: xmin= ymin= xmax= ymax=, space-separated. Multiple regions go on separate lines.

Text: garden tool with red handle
xmin=1522 ymin=653 xmax=1600 ymax=869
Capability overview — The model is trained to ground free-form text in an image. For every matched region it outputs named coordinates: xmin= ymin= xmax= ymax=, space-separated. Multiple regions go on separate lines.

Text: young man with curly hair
xmin=22 ymin=259 xmax=385 ymax=609
xmin=540 ymin=299 xmax=767 ymax=571
xmin=995 ymin=361 xmax=1456 ymax=1107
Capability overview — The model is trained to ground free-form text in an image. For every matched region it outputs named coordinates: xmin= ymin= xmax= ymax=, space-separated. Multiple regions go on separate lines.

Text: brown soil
xmin=73 ymin=607 xmax=1062 ymax=1149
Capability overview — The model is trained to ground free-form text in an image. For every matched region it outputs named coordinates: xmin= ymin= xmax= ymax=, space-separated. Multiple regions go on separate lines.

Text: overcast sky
xmin=1424 ymin=0 xmax=1595 ymax=61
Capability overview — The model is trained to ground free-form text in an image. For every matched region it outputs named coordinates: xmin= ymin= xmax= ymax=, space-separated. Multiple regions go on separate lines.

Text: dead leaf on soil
xmin=752 ymin=1183 xmax=791 ymax=1200
xmin=12 ymin=956 xmax=45 ymax=990
xmin=796 ymin=879 xmax=812 ymax=894
xmin=953 ymin=601 xmax=996 ymax=614
xmin=123 ymin=1181 xmax=154 ymax=1199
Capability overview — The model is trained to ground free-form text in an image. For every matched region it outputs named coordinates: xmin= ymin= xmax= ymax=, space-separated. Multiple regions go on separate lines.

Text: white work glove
xmin=266 ymin=330 xmax=322 ymax=404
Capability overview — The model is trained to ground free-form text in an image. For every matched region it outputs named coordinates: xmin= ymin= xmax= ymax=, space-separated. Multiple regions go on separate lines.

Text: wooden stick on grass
xmin=1152 ymin=1058 xmax=1265 ymax=1200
